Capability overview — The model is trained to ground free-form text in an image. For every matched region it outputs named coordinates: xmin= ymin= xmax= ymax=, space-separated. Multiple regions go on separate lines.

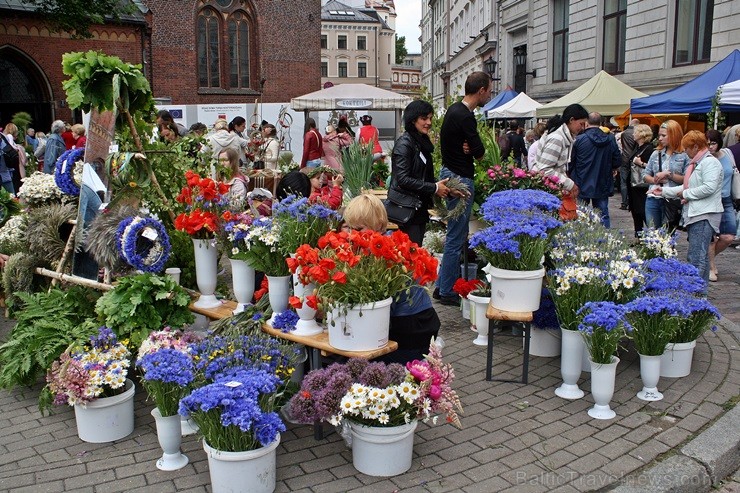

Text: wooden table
xmin=485 ymin=305 xmax=533 ymax=384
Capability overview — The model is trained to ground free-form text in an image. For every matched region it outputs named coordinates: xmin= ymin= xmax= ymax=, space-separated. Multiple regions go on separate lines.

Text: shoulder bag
xmin=0 ymin=134 xmax=20 ymax=170
xmin=384 ymin=188 xmax=421 ymax=225
xmin=731 ymin=166 xmax=740 ymax=202
xmin=629 ymin=145 xmax=648 ymax=187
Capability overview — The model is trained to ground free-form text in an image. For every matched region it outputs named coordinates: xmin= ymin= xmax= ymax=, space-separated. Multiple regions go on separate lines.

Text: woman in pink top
xmin=322 ymin=125 xmax=352 ymax=171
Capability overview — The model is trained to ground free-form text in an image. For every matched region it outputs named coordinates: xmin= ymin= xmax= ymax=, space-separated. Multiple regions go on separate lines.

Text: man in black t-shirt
xmin=434 ymin=71 xmax=492 ymax=305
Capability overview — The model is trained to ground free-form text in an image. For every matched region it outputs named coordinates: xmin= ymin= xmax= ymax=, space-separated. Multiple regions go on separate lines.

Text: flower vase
xmin=554 ymin=329 xmax=585 ymax=400
xmin=292 ymin=273 xmax=322 ymax=336
xmin=229 ymin=258 xmax=255 ymax=314
xmin=327 ymin=298 xmax=392 ymax=351
xmin=267 ymin=275 xmax=291 ymax=325
xmin=660 ymin=340 xmax=696 ymax=378
xmin=468 ymin=293 xmax=491 ymax=346
xmin=588 ymin=356 xmax=620 ymax=420
xmin=73 ymin=379 xmax=135 ymax=443
xmin=581 ymin=342 xmax=592 ymax=373
xmin=180 ymin=415 xmax=199 ymax=436
xmin=461 ymin=297 xmax=470 ymax=320
xmin=349 ymin=420 xmax=417 ymax=476
xmin=637 ymin=354 xmax=664 ymax=401
xmin=192 ymin=238 xmax=221 ymax=309
xmin=151 ymin=408 xmax=188 ymax=471
xmin=203 ymin=436 xmax=280 ymax=493
xmin=488 ymin=265 xmax=545 ymax=312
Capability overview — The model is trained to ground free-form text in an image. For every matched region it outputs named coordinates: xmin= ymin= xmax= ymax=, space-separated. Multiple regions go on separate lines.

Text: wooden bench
xmin=485 ymin=305 xmax=533 ymax=384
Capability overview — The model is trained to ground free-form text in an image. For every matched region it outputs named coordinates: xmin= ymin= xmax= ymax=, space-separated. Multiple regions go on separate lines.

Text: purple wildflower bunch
xmin=44 ymin=326 xmax=130 ymax=408
xmin=273 ymin=194 xmax=340 ymax=254
xmin=577 ymin=301 xmax=630 ymax=364
xmin=139 ymin=348 xmax=195 ymax=416
xmin=179 ymin=368 xmax=286 ymax=452
xmin=271 ymin=309 xmax=299 ymax=333
xmin=288 ymin=359 xmax=405 ymax=425
xmin=623 ymin=294 xmax=684 ymax=356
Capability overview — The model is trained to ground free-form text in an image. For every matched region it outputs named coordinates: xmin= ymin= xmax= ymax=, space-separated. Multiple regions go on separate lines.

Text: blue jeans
xmin=645 ymin=197 xmax=664 ymax=229
xmin=305 ymin=158 xmax=321 ymax=168
xmin=686 ymin=219 xmax=714 ymax=290
xmin=579 ymin=197 xmax=610 ymax=228
xmin=437 ymin=168 xmax=474 ymax=297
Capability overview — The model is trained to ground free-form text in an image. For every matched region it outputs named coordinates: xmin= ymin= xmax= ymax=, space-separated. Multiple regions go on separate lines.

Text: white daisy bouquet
xmin=636 ymin=226 xmax=678 ymax=259
xmin=18 ymin=171 xmax=67 ymax=207
xmin=231 ymin=216 xmax=290 ymax=276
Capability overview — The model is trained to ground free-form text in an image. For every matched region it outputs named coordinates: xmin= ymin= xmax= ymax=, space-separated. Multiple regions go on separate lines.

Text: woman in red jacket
xmin=357 ymin=114 xmax=383 ymax=162
xmin=300 ymin=117 xmax=323 ymax=168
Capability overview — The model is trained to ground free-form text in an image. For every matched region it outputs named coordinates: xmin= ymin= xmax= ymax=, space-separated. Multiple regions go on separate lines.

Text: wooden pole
xmin=35 ymin=267 xmax=113 ymax=291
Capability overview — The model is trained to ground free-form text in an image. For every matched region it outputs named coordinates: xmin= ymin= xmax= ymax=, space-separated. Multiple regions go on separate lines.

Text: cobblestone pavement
xmin=0 ymin=195 xmax=738 ymax=492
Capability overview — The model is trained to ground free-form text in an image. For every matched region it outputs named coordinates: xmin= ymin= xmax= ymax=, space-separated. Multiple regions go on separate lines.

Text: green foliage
xmin=61 ymin=51 xmax=153 ymax=115
xmin=1 ymin=253 xmax=48 ymax=313
xmin=341 ymin=142 xmax=375 ymax=200
xmin=165 ymin=229 xmax=197 ymax=289
xmin=11 ymin=112 xmax=32 ymax=139
xmin=395 ymin=35 xmax=408 ymax=64
xmin=0 ymin=287 xmax=100 ymax=389
xmin=29 ymin=0 xmax=134 ymax=39
xmin=95 ymin=273 xmax=194 ymax=349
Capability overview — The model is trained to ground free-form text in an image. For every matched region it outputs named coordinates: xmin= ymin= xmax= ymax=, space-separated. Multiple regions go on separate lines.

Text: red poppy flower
xmin=331 ymin=271 xmax=347 ymax=284
xmin=288 ymin=296 xmax=303 ymax=309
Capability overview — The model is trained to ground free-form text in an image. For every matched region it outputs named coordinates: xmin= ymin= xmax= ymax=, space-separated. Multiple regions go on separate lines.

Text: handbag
xmin=0 ymin=134 xmax=19 ymax=170
xmin=629 ymin=145 xmax=648 ymax=187
xmin=732 ymin=166 xmax=740 ymax=201
xmin=385 ymin=188 xmax=421 ymax=225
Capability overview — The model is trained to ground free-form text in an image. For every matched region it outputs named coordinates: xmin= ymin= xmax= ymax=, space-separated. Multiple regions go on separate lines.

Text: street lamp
xmin=483 ymin=55 xmax=500 ymax=80
xmin=513 ymin=48 xmax=536 ymax=77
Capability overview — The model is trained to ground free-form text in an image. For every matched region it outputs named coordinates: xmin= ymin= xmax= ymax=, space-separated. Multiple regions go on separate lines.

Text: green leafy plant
xmin=95 ymin=273 xmax=194 ymax=349
xmin=341 ymin=142 xmax=375 ymax=200
xmin=29 ymin=0 xmax=135 ymax=39
xmin=0 ymin=287 xmax=101 ymax=389
xmin=1 ymin=252 xmax=49 ymax=312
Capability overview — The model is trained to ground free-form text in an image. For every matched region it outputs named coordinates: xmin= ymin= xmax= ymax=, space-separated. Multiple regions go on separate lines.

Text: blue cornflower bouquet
xmin=641 ymin=257 xmax=707 ymax=295
xmin=672 ymin=297 xmax=720 ymax=344
xmin=470 ymin=189 xmax=561 ymax=271
xmin=623 ymin=295 xmax=684 ymax=356
xmin=139 ymin=348 xmax=195 ymax=416
xmin=273 ymin=194 xmax=340 ymax=254
xmin=578 ymin=301 xmax=630 ymax=364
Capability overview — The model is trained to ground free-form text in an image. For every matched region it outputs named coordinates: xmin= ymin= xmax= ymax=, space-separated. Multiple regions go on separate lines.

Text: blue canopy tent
xmin=482 ymin=86 xmax=518 ymax=116
xmin=631 ymin=49 xmax=740 ymax=114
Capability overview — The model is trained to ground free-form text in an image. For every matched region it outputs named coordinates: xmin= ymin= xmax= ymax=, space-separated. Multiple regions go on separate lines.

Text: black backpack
xmin=0 ymin=134 xmax=20 ymax=170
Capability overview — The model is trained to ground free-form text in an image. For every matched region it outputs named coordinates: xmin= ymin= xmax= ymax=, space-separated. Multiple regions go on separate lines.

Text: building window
xmin=552 ymin=0 xmax=569 ymax=82
xmin=357 ymin=36 xmax=366 ymax=50
xmin=197 ymin=8 xmax=220 ymax=88
xmin=321 ymin=61 xmax=328 ymax=77
xmin=358 ymin=62 xmax=367 ymax=78
xmin=674 ymin=0 xmax=714 ymax=66
xmin=228 ymin=12 xmax=250 ymax=88
xmin=321 ymin=34 xmax=327 ymax=49
xmin=338 ymin=61 xmax=348 ymax=77
xmin=603 ymin=0 xmax=626 ymax=74
xmin=338 ymin=35 xmax=347 ymax=49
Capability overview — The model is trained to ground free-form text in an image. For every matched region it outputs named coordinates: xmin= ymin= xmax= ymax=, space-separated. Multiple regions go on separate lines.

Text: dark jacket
xmin=619 ymin=126 xmax=637 ymax=170
xmin=390 ymin=132 xmax=436 ymax=212
xmin=439 ymin=102 xmax=484 ymax=178
xmin=570 ymin=127 xmax=621 ymax=199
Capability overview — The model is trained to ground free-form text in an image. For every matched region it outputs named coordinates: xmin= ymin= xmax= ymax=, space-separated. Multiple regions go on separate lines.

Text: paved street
xmin=0 ymin=195 xmax=738 ymax=492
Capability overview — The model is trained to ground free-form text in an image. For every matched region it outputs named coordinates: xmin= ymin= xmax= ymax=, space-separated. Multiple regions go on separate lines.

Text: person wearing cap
xmin=357 ymin=114 xmax=383 ymax=162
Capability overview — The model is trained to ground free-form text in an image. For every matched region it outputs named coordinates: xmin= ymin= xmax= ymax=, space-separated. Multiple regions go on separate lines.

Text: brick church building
xmin=0 ymin=0 xmax=321 ymax=131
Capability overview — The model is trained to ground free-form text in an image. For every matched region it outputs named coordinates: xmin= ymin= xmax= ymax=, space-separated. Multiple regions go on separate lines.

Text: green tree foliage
xmin=28 ymin=0 xmax=134 ymax=39
xmin=395 ymin=35 xmax=408 ymax=64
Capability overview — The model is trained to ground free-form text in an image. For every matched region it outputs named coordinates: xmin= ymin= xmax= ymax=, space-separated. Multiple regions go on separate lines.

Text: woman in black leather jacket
xmin=390 ymin=100 xmax=451 ymax=245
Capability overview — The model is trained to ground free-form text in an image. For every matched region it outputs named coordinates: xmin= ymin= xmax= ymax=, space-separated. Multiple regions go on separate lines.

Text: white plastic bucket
xmin=74 ymin=378 xmax=135 ymax=443
xmin=349 ymin=420 xmax=417 ymax=476
xmin=203 ymin=435 xmax=280 ymax=493
xmin=327 ymin=298 xmax=392 ymax=351
xmin=488 ymin=265 xmax=545 ymax=312
xmin=660 ymin=340 xmax=696 ymax=378
xmin=528 ymin=326 xmax=562 ymax=357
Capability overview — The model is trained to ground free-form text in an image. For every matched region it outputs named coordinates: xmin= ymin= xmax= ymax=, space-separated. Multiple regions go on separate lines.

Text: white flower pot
xmin=327 ymin=298 xmax=392 ymax=351
xmin=528 ymin=326 xmax=561 ymax=357
xmin=582 ymin=342 xmax=592 ymax=373
xmin=229 ymin=258 xmax=255 ymax=314
xmin=637 ymin=353 xmax=664 ymax=401
xmin=555 ymin=329 xmax=585 ymax=400
xmin=461 ymin=297 xmax=470 ymax=320
xmin=192 ymin=238 xmax=221 ymax=309
xmin=588 ymin=356 xmax=620 ymax=420
xmin=488 ymin=265 xmax=545 ymax=312
xmin=660 ymin=340 xmax=696 ymax=378
xmin=468 ymin=293 xmax=491 ymax=346
xmin=292 ymin=276 xmax=322 ymax=336
xmin=180 ymin=415 xmax=199 ymax=436
xmin=349 ymin=420 xmax=417 ymax=477
xmin=73 ymin=379 xmax=135 ymax=443
xmin=266 ymin=275 xmax=291 ymax=325
xmin=151 ymin=408 xmax=188 ymax=471
xmin=203 ymin=436 xmax=280 ymax=493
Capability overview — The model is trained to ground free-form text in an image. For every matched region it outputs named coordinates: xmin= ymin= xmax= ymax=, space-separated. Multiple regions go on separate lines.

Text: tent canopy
xmin=718 ymin=78 xmax=740 ymax=111
xmin=290 ymin=83 xmax=411 ymax=111
xmin=537 ymin=71 xmax=647 ymax=118
xmin=482 ymin=86 xmax=518 ymax=114
xmin=487 ymin=92 xmax=542 ymax=119
xmin=631 ymin=50 xmax=740 ymax=114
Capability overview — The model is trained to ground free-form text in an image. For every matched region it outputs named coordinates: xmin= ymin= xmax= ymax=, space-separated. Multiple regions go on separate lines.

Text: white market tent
xmin=718 ymin=79 xmax=740 ymax=111
xmin=487 ymin=92 xmax=542 ymax=119
xmin=291 ymin=84 xmax=411 ymax=138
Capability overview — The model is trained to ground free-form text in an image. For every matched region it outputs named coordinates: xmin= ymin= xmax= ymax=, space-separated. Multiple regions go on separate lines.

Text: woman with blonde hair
xmin=642 ymin=120 xmax=689 ymax=230
xmin=654 ymin=131 xmax=723 ymax=287
xmin=71 ymin=123 xmax=87 ymax=149
xmin=625 ymin=124 xmax=655 ymax=237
